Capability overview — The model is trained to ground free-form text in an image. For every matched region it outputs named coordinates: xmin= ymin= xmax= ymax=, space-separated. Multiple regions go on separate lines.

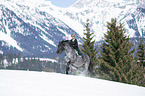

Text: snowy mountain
xmin=0 ymin=70 xmax=145 ymax=96
xmin=41 ymin=0 xmax=145 ymax=41
xmin=0 ymin=0 xmax=145 ymax=57
xmin=0 ymin=0 xmax=81 ymax=57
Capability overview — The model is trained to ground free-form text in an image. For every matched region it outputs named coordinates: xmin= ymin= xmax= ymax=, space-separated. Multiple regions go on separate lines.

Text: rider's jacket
xmin=69 ymin=39 xmax=78 ymax=49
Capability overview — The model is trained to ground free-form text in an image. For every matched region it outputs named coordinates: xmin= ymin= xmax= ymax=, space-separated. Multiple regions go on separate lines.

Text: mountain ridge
xmin=0 ymin=0 xmax=145 ymax=57
xmin=0 ymin=1 xmax=80 ymax=57
xmin=43 ymin=0 xmax=145 ymax=40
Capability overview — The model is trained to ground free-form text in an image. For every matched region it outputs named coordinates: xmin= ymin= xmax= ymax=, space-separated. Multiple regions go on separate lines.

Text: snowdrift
xmin=0 ymin=70 xmax=145 ymax=96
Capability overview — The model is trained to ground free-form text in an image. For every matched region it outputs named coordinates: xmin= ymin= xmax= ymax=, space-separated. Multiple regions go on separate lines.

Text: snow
xmin=38 ymin=0 xmax=145 ymax=41
xmin=57 ymin=27 xmax=72 ymax=39
xmin=25 ymin=57 xmax=58 ymax=63
xmin=104 ymin=0 xmax=123 ymax=3
xmin=1 ymin=0 xmax=144 ymax=46
xmin=0 ymin=70 xmax=144 ymax=96
xmin=38 ymin=58 xmax=58 ymax=63
xmin=0 ymin=31 xmax=23 ymax=52
xmin=0 ymin=50 xmax=3 ymax=54
xmin=24 ymin=57 xmax=58 ymax=63
xmin=39 ymin=33 xmax=56 ymax=47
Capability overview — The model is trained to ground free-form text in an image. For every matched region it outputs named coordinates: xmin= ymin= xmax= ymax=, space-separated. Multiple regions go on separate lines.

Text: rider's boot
xmin=77 ymin=48 xmax=86 ymax=61
xmin=82 ymin=54 xmax=86 ymax=61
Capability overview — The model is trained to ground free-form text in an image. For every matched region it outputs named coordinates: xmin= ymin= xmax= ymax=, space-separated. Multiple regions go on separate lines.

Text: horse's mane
xmin=61 ymin=40 xmax=69 ymax=43
xmin=61 ymin=40 xmax=73 ymax=49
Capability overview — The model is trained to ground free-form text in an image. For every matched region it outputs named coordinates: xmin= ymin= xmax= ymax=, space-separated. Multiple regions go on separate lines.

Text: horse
xmin=56 ymin=40 xmax=92 ymax=75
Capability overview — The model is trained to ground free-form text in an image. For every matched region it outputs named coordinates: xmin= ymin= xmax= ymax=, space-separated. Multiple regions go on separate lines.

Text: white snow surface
xmin=26 ymin=57 xmax=58 ymax=63
xmin=0 ymin=70 xmax=145 ymax=96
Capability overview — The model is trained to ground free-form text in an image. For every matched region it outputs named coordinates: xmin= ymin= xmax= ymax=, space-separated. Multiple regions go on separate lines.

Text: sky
xmin=46 ymin=0 xmax=78 ymax=8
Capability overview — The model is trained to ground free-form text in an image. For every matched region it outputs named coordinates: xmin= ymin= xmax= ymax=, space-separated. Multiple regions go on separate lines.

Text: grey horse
xmin=56 ymin=40 xmax=92 ymax=75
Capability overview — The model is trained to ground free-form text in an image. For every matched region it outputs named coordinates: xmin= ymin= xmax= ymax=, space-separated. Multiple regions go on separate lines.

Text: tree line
xmin=0 ymin=53 xmax=66 ymax=73
xmin=81 ymin=18 xmax=145 ymax=87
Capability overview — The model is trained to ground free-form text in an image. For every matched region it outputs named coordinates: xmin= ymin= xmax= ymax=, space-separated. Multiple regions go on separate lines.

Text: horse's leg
xmin=66 ymin=65 xmax=69 ymax=74
xmin=66 ymin=61 xmax=71 ymax=74
xmin=84 ymin=57 xmax=90 ymax=75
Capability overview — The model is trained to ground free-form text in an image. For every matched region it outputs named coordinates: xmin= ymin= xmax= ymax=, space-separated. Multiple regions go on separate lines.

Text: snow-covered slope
xmin=0 ymin=70 xmax=145 ymax=96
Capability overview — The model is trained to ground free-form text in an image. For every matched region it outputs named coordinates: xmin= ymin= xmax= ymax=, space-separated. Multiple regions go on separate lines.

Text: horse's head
xmin=56 ymin=41 xmax=65 ymax=54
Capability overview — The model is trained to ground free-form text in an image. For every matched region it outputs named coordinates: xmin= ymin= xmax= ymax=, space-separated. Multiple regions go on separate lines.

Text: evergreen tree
xmin=136 ymin=39 xmax=145 ymax=67
xmin=18 ymin=53 xmax=22 ymax=63
xmin=99 ymin=18 xmax=145 ymax=86
xmin=80 ymin=19 xmax=99 ymax=74
xmin=6 ymin=53 xmax=13 ymax=65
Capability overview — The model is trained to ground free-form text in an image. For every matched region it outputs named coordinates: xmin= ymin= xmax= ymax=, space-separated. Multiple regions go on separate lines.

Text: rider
xmin=69 ymin=34 xmax=85 ymax=61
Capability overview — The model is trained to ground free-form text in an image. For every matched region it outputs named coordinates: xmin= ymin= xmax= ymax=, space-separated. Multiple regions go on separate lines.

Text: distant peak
xmin=104 ymin=0 xmax=123 ymax=2
xmin=72 ymin=0 xmax=145 ymax=8
xmin=2 ymin=0 xmax=52 ymax=7
xmin=2 ymin=0 xmax=51 ymax=4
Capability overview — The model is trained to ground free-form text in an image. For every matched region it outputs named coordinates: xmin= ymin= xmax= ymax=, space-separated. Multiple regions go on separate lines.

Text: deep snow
xmin=0 ymin=70 xmax=145 ymax=96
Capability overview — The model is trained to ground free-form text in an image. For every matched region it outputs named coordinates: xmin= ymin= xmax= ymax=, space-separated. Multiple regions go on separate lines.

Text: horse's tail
xmin=88 ymin=60 xmax=95 ymax=76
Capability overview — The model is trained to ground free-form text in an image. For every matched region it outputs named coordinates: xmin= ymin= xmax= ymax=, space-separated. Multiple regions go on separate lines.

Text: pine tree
xmin=80 ymin=19 xmax=99 ymax=74
xmin=136 ymin=39 xmax=145 ymax=67
xmin=99 ymin=18 xmax=145 ymax=86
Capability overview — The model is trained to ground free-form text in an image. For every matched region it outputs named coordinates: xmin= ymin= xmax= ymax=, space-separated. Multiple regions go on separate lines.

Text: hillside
xmin=0 ymin=70 xmax=145 ymax=96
